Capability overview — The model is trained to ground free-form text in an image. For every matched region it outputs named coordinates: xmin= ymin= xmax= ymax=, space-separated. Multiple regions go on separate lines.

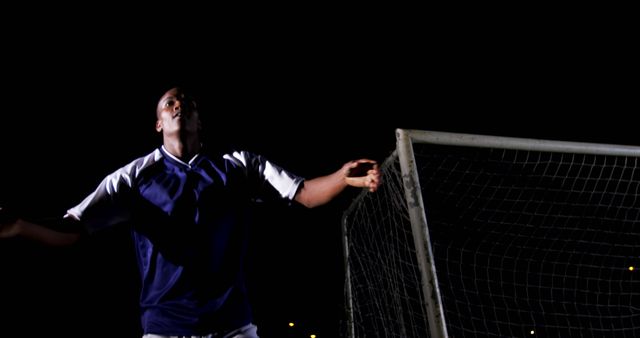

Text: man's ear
xmin=155 ymin=120 xmax=162 ymax=132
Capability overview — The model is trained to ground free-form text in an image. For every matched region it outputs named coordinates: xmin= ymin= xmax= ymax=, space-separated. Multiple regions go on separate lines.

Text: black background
xmin=0 ymin=9 xmax=636 ymax=338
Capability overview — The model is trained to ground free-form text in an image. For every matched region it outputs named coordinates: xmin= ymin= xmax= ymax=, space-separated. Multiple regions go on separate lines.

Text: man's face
xmin=155 ymin=87 xmax=200 ymax=137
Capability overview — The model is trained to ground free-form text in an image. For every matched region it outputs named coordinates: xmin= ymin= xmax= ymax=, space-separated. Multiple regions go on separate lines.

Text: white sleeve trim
xmin=224 ymin=150 xmax=303 ymax=201
xmin=66 ymin=149 xmax=163 ymax=222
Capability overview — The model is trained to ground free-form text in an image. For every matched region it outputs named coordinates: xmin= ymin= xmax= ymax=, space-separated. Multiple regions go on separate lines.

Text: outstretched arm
xmin=0 ymin=208 xmax=82 ymax=246
xmin=294 ymin=159 xmax=381 ymax=208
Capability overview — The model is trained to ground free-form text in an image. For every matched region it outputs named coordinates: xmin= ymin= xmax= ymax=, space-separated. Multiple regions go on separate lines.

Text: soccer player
xmin=0 ymin=86 xmax=380 ymax=338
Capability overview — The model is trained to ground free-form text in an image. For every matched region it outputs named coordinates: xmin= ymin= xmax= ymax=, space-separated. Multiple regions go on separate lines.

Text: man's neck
xmin=163 ymin=137 xmax=201 ymax=162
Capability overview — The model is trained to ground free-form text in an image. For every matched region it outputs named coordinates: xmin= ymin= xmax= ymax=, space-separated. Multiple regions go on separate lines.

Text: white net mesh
xmin=343 ymin=131 xmax=640 ymax=337
xmin=343 ymin=154 xmax=430 ymax=337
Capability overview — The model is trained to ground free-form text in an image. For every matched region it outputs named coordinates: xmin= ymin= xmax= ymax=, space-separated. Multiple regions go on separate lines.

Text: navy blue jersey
xmin=66 ymin=146 xmax=304 ymax=335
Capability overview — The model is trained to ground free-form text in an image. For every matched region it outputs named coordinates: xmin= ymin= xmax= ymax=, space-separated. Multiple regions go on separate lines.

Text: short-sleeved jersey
xmin=66 ymin=146 xmax=304 ymax=335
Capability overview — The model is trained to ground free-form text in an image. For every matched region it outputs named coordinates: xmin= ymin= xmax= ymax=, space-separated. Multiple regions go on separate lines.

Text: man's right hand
xmin=0 ymin=207 xmax=21 ymax=238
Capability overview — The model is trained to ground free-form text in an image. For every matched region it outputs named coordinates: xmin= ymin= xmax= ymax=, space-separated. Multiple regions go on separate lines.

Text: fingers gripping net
xmin=343 ymin=130 xmax=640 ymax=337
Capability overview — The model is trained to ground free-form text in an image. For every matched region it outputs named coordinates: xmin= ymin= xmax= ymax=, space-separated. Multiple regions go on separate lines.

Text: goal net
xmin=342 ymin=129 xmax=640 ymax=337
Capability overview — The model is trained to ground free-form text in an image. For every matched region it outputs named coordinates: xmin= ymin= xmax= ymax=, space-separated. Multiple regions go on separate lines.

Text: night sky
xmin=0 ymin=14 xmax=635 ymax=338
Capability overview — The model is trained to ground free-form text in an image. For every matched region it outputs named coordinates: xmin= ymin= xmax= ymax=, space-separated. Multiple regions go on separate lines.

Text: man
xmin=0 ymin=87 xmax=381 ymax=337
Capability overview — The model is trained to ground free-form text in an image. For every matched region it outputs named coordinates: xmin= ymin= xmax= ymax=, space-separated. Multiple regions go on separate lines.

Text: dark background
xmin=0 ymin=9 xmax=636 ymax=337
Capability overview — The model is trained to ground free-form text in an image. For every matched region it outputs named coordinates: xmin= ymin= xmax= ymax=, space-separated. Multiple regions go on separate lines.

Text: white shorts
xmin=142 ymin=323 xmax=259 ymax=338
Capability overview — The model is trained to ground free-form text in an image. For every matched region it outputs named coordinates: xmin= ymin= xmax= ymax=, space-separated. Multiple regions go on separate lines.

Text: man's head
xmin=155 ymin=87 xmax=201 ymax=137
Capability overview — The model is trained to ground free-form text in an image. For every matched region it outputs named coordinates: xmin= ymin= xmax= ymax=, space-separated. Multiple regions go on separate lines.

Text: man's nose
xmin=173 ymin=101 xmax=182 ymax=111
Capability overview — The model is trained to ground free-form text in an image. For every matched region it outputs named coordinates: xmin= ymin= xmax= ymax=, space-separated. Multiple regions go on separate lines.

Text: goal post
xmin=342 ymin=128 xmax=640 ymax=337
xmin=396 ymin=129 xmax=448 ymax=338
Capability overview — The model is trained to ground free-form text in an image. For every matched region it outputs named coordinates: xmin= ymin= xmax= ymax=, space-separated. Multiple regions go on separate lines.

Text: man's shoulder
xmin=199 ymin=148 xmax=268 ymax=175
xmin=130 ymin=148 xmax=164 ymax=167
xmin=119 ymin=149 xmax=164 ymax=176
xmin=200 ymin=145 xmax=257 ymax=162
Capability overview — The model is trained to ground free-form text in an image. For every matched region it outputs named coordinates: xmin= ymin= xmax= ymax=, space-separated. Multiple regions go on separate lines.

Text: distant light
xmin=310 ymin=335 xmax=317 ymax=338
xmin=530 ymin=330 xmax=535 ymax=335
xmin=629 ymin=266 xmax=635 ymax=271
xmin=288 ymin=322 xmax=295 ymax=327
